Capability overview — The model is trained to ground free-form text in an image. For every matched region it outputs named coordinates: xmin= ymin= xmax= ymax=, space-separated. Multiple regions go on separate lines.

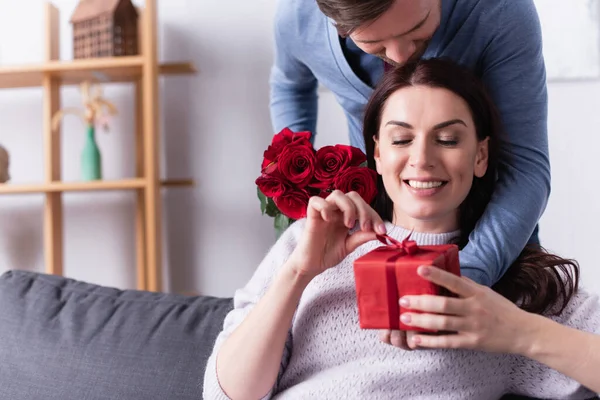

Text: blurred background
xmin=0 ymin=0 xmax=598 ymax=297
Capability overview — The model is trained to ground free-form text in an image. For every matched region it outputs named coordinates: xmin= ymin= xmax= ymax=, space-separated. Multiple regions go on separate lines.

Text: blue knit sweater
xmin=269 ymin=0 xmax=550 ymax=286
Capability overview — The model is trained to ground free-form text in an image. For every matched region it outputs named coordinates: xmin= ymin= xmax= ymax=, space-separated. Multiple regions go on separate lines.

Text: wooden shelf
xmin=0 ymin=56 xmax=196 ymax=89
xmin=0 ymin=178 xmax=146 ymax=194
xmin=0 ymin=178 xmax=194 ymax=194
xmin=0 ymin=1 xmax=196 ymax=291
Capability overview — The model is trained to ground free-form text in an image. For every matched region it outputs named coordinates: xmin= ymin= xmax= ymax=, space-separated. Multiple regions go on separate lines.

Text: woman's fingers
xmin=401 ymin=312 xmax=467 ymax=332
xmin=400 ymin=294 xmax=467 ymax=316
xmin=411 ymin=333 xmax=467 ymax=349
xmin=307 ymin=195 xmax=343 ymax=224
xmin=345 ymin=191 xmax=386 ymax=234
xmin=417 ymin=266 xmax=478 ymax=298
xmin=379 ymin=329 xmax=391 ymax=344
xmin=324 ymin=191 xmax=357 ymax=228
xmin=389 ymin=330 xmax=409 ymax=349
xmin=310 ymin=190 xmax=386 ymax=234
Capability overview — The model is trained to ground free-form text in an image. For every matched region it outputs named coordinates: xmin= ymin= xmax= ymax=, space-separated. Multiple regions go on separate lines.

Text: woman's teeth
xmin=407 ymin=180 xmax=444 ymax=189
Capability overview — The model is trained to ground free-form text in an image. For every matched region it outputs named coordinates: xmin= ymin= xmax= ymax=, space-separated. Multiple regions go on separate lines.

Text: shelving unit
xmin=0 ymin=1 xmax=196 ymax=292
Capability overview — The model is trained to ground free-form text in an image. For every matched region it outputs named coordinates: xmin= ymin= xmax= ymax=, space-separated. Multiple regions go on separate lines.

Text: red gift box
xmin=354 ymin=233 xmax=460 ymax=332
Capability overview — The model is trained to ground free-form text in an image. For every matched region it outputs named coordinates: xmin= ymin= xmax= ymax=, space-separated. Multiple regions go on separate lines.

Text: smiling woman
xmin=372 ymin=86 xmax=488 ymax=233
xmin=203 ymin=58 xmax=599 ymax=400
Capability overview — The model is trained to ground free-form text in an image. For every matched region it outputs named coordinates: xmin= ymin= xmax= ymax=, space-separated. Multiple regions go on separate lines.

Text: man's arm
xmin=269 ymin=0 xmax=319 ymax=136
xmin=460 ymin=0 xmax=551 ymax=286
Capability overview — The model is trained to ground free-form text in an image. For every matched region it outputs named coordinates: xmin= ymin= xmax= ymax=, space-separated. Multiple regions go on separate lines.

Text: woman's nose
xmin=409 ymin=141 xmax=435 ymax=169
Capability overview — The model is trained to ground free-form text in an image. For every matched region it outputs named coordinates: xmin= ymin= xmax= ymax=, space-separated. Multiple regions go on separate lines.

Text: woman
xmin=203 ymin=59 xmax=600 ymax=399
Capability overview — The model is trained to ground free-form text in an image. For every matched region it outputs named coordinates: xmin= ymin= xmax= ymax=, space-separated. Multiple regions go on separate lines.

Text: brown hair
xmin=363 ymin=58 xmax=579 ymax=316
xmin=316 ymin=0 xmax=394 ymax=36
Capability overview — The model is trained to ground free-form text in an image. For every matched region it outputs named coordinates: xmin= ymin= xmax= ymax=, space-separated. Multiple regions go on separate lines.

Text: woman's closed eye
xmin=391 ymin=137 xmax=459 ymax=146
xmin=392 ymin=139 xmax=412 ymax=146
xmin=437 ymin=138 xmax=459 ymax=146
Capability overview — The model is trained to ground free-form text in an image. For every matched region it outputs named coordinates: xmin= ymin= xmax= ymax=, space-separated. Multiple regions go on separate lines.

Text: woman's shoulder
xmin=551 ymin=288 xmax=600 ymax=333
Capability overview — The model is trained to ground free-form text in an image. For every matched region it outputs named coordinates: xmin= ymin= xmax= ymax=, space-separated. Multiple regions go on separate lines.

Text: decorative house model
xmin=70 ymin=0 xmax=139 ymax=59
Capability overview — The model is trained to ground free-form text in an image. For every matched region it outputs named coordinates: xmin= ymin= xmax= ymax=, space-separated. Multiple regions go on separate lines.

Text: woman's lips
xmin=403 ymin=180 xmax=448 ymax=197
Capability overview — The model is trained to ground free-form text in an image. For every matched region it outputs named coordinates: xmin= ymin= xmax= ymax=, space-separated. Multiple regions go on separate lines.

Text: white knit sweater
xmin=203 ymin=220 xmax=600 ymax=399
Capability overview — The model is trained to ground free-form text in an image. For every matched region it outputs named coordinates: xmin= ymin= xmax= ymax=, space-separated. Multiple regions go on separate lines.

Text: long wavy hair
xmin=363 ymin=58 xmax=578 ymax=315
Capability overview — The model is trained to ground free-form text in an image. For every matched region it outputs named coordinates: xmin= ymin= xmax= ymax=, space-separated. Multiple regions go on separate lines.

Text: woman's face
xmin=374 ymin=85 xmax=488 ymax=233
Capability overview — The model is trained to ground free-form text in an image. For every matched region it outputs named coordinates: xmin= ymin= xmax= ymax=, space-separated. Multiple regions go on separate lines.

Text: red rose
xmin=277 ymin=139 xmax=316 ymax=187
xmin=272 ymin=127 xmax=312 ymax=146
xmin=262 ymin=143 xmax=284 ymax=170
xmin=312 ymin=145 xmax=367 ymax=190
xmin=274 ymin=189 xmax=310 ymax=220
xmin=335 ymin=144 xmax=367 ymax=167
xmin=262 ymin=128 xmax=313 ymax=170
xmin=256 ymin=174 xmax=288 ymax=197
xmin=333 ymin=166 xmax=378 ymax=205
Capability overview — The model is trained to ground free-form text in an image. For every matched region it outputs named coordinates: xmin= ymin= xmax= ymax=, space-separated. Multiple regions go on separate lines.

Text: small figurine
xmin=0 ymin=145 xmax=9 ymax=183
xmin=52 ymin=80 xmax=117 ymax=181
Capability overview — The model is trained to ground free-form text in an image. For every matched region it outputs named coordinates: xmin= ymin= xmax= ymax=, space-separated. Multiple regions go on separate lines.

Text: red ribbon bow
xmin=372 ymin=231 xmax=421 ymax=329
xmin=375 ymin=232 xmax=419 ymax=255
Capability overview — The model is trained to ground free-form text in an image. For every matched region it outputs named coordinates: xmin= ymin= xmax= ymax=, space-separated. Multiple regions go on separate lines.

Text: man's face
xmin=349 ymin=0 xmax=442 ymax=67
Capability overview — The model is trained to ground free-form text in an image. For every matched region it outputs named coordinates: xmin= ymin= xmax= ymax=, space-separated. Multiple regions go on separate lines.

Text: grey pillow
xmin=0 ymin=270 xmax=233 ymax=400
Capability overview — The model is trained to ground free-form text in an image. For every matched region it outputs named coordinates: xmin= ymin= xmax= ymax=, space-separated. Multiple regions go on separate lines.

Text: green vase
xmin=81 ymin=125 xmax=102 ymax=181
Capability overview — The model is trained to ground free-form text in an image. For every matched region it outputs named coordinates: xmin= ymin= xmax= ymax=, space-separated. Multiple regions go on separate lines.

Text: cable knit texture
xmin=203 ymin=220 xmax=600 ymax=399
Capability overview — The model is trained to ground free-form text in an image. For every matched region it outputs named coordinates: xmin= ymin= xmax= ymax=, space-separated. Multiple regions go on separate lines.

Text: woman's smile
xmin=403 ymin=178 xmax=449 ymax=197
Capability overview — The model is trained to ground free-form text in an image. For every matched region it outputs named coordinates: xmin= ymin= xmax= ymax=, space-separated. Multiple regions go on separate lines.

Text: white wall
xmin=0 ymin=0 xmax=598 ymax=297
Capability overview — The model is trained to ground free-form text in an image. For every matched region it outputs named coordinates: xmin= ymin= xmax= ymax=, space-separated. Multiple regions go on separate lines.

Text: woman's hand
xmin=379 ymin=329 xmax=417 ymax=351
xmin=397 ymin=266 xmax=534 ymax=354
xmin=287 ymin=190 xmax=386 ymax=280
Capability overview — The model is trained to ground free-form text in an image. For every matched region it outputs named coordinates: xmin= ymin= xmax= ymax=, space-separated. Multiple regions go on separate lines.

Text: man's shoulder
xmin=440 ymin=0 xmax=542 ymax=61
xmin=448 ymin=0 xmax=539 ymax=29
xmin=274 ymin=0 xmax=328 ymax=50
xmin=274 ymin=0 xmax=322 ymax=28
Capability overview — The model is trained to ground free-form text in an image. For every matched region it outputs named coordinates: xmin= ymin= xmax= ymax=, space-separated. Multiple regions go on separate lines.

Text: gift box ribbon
xmin=374 ymin=232 xmax=421 ymax=329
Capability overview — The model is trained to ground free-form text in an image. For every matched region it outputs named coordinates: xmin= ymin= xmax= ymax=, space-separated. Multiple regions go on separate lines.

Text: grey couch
xmin=0 ymin=270 xmax=594 ymax=400
xmin=0 ymin=270 xmax=232 ymax=400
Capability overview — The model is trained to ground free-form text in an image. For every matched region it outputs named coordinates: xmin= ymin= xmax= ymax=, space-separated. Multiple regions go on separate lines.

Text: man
xmin=269 ymin=0 xmax=549 ymax=287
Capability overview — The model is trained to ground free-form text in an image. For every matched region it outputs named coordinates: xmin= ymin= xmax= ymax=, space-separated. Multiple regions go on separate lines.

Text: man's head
xmin=316 ymin=0 xmax=441 ymax=67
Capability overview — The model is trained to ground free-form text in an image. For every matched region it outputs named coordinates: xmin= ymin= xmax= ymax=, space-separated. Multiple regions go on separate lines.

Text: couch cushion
xmin=0 ymin=270 xmax=233 ymax=400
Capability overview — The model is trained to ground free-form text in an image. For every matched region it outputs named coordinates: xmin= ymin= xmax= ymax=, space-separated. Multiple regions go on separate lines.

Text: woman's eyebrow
xmin=432 ymin=119 xmax=467 ymax=130
xmin=385 ymin=120 xmax=413 ymax=129
xmin=384 ymin=119 xmax=467 ymax=130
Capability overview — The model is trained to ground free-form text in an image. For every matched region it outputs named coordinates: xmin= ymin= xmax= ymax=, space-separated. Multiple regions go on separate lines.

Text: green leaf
xmin=257 ymin=186 xmax=268 ymax=215
xmin=274 ymin=214 xmax=292 ymax=238
xmin=359 ymin=161 xmax=368 ymax=168
xmin=265 ymin=197 xmax=280 ymax=218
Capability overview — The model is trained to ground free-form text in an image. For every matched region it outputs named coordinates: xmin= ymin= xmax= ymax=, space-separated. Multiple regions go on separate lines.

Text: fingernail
xmin=400 ymin=314 xmax=411 ymax=324
xmin=399 ymin=297 xmax=410 ymax=307
xmin=418 ymin=266 xmax=431 ymax=276
xmin=376 ymin=224 xmax=387 ymax=234
xmin=411 ymin=336 xmax=421 ymax=345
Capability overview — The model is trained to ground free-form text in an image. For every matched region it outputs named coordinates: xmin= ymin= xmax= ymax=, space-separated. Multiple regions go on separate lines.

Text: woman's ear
xmin=373 ymin=136 xmax=382 ymax=174
xmin=474 ymin=137 xmax=489 ymax=178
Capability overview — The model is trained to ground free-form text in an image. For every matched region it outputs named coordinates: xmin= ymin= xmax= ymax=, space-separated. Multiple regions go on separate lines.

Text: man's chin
xmin=380 ymin=48 xmax=428 ymax=68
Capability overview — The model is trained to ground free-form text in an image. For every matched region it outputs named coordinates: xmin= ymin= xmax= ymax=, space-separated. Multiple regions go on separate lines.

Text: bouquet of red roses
xmin=256 ymin=128 xmax=378 ymax=236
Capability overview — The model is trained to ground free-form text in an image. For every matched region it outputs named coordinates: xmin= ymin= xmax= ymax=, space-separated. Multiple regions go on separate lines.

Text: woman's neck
xmin=384 ymin=221 xmax=460 ymax=246
xmin=391 ymin=211 xmax=459 ymax=234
